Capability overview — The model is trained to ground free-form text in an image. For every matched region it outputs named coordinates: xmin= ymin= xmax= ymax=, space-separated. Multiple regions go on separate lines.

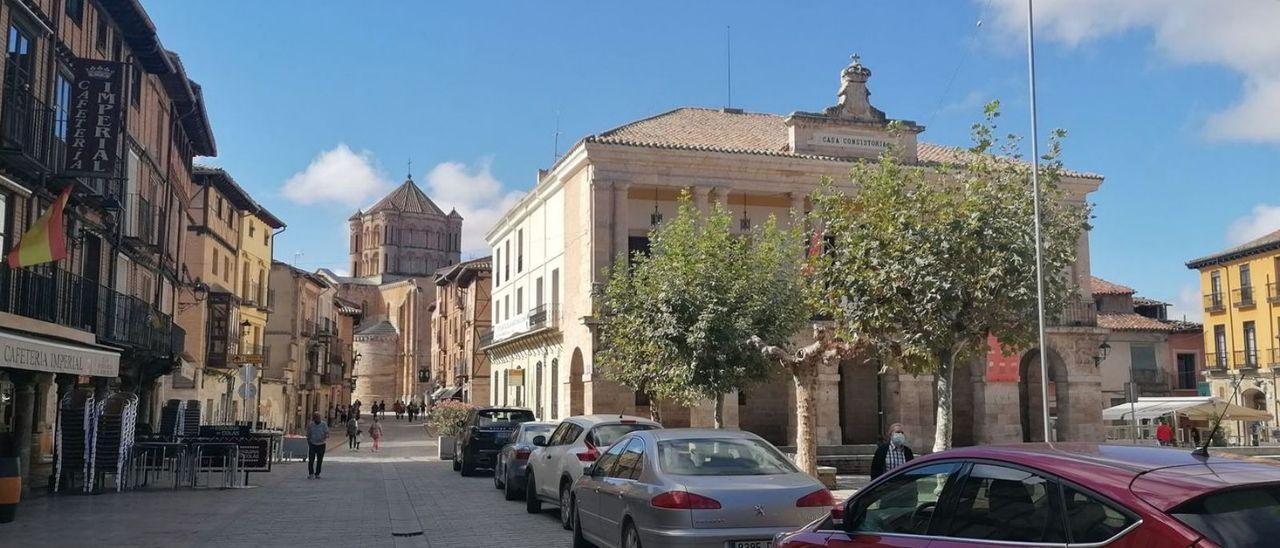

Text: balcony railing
xmin=1207 ymin=351 xmax=1229 ymax=372
xmin=241 ymin=282 xmax=261 ymax=307
xmin=1050 ymin=298 xmax=1096 ymax=327
xmin=1234 ymin=350 xmax=1260 ymax=370
xmin=318 ymin=318 xmax=336 ymax=338
xmin=1233 ymin=287 xmax=1256 ymax=309
xmin=259 ymin=289 xmax=274 ymax=312
xmin=1204 ymin=293 xmax=1225 ymax=313
xmin=1269 ymin=283 xmax=1280 ymax=304
xmin=1269 ymin=348 xmax=1280 ymax=368
xmin=1131 ymin=368 xmax=1173 ymax=391
xmin=300 ymin=320 xmax=315 ymax=337
xmin=0 ymin=264 xmax=179 ymax=357
xmin=528 ymin=303 xmax=560 ymax=330
xmin=0 ymin=73 xmax=61 ymax=175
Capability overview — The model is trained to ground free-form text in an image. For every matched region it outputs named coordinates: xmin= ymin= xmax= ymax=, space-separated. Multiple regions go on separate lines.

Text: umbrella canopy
xmin=1102 ymin=397 xmax=1272 ymax=422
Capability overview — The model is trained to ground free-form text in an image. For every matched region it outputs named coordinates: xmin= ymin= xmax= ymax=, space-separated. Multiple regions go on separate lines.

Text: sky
xmin=144 ymin=0 xmax=1280 ymax=322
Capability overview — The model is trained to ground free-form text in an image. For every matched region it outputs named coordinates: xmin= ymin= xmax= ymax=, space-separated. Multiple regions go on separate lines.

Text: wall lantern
xmin=1093 ymin=341 xmax=1111 ymax=367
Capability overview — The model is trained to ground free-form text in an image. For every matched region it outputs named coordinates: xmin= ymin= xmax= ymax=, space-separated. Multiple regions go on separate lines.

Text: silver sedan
xmin=570 ymin=428 xmax=835 ymax=548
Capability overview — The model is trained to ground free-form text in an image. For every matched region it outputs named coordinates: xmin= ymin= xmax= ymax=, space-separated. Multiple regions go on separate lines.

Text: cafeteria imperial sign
xmin=0 ymin=330 xmax=120 ymax=377
xmin=65 ymin=58 xmax=126 ymax=176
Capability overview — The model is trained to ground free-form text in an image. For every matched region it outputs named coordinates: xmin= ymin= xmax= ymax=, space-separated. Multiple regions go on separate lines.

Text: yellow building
xmin=236 ymin=198 xmax=285 ymax=427
xmin=1186 ymin=228 xmax=1280 ymax=441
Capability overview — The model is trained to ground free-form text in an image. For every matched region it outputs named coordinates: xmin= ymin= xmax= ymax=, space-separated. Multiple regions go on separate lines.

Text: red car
xmin=773 ymin=443 xmax=1280 ymax=547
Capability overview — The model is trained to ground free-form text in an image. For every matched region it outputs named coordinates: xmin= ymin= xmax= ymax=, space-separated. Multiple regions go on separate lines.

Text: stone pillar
xmin=692 ymin=186 xmax=712 ymax=213
xmin=790 ymin=191 xmax=806 ymax=216
xmin=613 ymin=182 xmax=630 ymax=260
xmin=13 ymin=381 xmax=34 ymax=493
xmin=713 ymin=187 xmax=730 ymax=212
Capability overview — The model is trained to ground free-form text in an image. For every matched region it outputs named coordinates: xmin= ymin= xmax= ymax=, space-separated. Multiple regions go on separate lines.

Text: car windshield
xmin=588 ymin=423 xmax=657 ymax=447
xmin=517 ymin=424 xmax=554 ymax=444
xmin=1171 ymin=484 xmax=1280 ymax=548
xmin=657 ymin=438 xmax=799 ymax=476
xmin=476 ymin=409 xmax=534 ymax=426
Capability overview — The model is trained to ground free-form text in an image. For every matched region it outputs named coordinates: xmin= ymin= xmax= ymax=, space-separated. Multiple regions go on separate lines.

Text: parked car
xmin=494 ymin=421 xmax=557 ymax=500
xmin=773 ymin=443 xmax=1280 ymax=548
xmin=453 ymin=406 xmax=535 ymax=476
xmin=570 ymin=428 xmax=833 ymax=548
xmin=525 ymin=414 xmax=662 ymax=530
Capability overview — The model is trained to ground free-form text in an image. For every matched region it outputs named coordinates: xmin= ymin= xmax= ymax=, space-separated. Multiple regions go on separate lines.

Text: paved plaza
xmin=2 ymin=420 xmax=572 ymax=548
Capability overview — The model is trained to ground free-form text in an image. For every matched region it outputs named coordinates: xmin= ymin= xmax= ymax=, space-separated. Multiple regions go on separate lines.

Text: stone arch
xmin=1244 ymin=388 xmax=1267 ymax=411
xmin=1018 ymin=347 xmax=1071 ymax=442
xmin=569 ymin=348 xmax=585 ymax=416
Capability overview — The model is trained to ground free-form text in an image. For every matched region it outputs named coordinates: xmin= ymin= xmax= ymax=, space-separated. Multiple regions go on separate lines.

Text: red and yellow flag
xmin=6 ymin=185 xmax=73 ymax=268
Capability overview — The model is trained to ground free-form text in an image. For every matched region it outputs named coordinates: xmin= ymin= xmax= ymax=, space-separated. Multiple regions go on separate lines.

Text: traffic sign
xmin=238 ymin=383 xmax=258 ymax=400
xmin=233 ymin=354 xmax=264 ymax=364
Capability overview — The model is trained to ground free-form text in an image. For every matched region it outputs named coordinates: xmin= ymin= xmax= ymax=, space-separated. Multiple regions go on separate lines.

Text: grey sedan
xmin=494 ymin=421 xmax=556 ymax=500
xmin=570 ymin=429 xmax=834 ymax=548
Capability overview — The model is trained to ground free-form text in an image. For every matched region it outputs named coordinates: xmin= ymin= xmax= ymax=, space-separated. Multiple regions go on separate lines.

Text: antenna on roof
xmin=725 ymin=25 xmax=732 ymax=108
xmin=553 ymin=111 xmax=562 ymax=163
xmin=1193 ymin=372 xmax=1245 ymax=458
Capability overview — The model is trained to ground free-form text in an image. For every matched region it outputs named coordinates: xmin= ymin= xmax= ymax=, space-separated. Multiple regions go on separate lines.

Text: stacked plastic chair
xmin=55 ymin=390 xmax=96 ymax=493
xmin=182 ymin=400 xmax=202 ymax=437
xmin=89 ymin=393 xmax=139 ymax=492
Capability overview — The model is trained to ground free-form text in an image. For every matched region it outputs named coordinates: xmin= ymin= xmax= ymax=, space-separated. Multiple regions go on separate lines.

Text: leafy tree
xmin=805 ymin=103 xmax=1088 ymax=452
xmin=596 ymin=192 xmax=807 ymax=427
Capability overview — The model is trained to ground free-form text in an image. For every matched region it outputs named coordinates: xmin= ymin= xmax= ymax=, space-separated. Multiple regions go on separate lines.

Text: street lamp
xmin=1093 ymin=341 xmax=1111 ymax=367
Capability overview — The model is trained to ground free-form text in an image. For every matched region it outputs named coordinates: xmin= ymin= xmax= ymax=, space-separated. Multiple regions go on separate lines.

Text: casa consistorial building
xmin=484 ymin=55 xmax=1108 ymax=450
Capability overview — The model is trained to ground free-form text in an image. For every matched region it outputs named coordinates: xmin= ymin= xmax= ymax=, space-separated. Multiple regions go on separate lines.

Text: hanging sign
xmin=65 ymin=58 xmax=126 ymax=176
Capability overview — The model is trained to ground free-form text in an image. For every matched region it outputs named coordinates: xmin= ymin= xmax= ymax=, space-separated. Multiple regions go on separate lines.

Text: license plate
xmin=729 ymin=541 xmax=770 ymax=548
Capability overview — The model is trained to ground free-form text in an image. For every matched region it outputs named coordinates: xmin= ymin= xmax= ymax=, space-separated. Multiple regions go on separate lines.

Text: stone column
xmin=713 ymin=187 xmax=730 ymax=212
xmin=692 ymin=186 xmax=712 ymax=213
xmin=790 ymin=191 xmax=806 ymax=216
xmin=13 ymin=381 xmax=34 ymax=493
xmin=613 ymin=182 xmax=630 ymax=260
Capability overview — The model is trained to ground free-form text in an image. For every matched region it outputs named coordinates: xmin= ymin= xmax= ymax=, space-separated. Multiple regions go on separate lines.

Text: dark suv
xmin=454 ymin=406 xmax=535 ymax=476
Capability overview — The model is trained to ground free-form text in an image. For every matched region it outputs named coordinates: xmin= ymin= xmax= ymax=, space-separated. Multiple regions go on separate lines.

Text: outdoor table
xmin=187 ymin=441 xmax=240 ymax=489
xmin=131 ymin=441 xmax=188 ymax=489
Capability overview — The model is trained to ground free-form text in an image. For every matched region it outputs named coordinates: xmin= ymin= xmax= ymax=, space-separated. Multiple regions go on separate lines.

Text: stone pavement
xmin=0 ymin=419 xmax=572 ymax=548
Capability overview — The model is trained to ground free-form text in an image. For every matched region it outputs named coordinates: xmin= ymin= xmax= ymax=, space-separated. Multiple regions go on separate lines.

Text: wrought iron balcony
xmin=1233 ymin=287 xmax=1256 ymax=309
xmin=1131 ymin=368 xmax=1173 ymax=391
xmin=1207 ymin=351 xmax=1229 ymax=373
xmin=300 ymin=320 xmax=315 ymax=337
xmin=1269 ymin=348 xmax=1280 ymax=368
xmin=0 ymin=73 xmax=61 ymax=175
xmin=1203 ymin=293 xmax=1225 ymax=313
xmin=258 ymin=289 xmax=274 ymax=312
xmin=241 ymin=282 xmax=261 ymax=307
xmin=1050 ymin=298 xmax=1097 ymax=327
xmin=1234 ymin=350 xmax=1260 ymax=370
xmin=0 ymin=263 xmax=179 ymax=358
xmin=122 ymin=193 xmax=158 ymax=248
xmin=1269 ymin=282 xmax=1280 ymax=304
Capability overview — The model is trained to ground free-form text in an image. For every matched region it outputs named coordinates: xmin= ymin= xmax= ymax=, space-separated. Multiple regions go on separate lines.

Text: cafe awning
xmin=431 ymin=385 xmax=462 ymax=401
xmin=1103 ymin=397 xmax=1273 ymax=422
xmin=0 ymin=329 xmax=121 ymax=377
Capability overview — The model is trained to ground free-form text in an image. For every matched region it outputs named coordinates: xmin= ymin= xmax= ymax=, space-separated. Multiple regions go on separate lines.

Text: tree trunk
xmin=793 ymin=365 xmax=819 ymax=476
xmin=713 ymin=392 xmax=724 ymax=429
xmin=932 ymin=350 xmax=955 ymax=453
xmin=650 ymin=398 xmax=663 ymax=424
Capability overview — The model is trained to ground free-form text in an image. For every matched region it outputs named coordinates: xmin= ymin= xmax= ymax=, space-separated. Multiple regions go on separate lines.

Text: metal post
xmin=1026 ymin=0 xmax=1053 ymax=442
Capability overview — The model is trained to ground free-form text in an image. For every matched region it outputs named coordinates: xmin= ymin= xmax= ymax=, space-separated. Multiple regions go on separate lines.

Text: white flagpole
xmin=1026 ymin=0 xmax=1053 ymax=442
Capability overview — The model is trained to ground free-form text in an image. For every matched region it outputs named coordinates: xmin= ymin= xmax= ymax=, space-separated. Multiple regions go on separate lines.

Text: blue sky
xmin=145 ymin=1 xmax=1280 ymax=321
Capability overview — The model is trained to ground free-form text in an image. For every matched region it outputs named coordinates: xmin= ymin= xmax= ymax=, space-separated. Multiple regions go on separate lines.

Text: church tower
xmin=348 ymin=175 xmax=463 ymax=280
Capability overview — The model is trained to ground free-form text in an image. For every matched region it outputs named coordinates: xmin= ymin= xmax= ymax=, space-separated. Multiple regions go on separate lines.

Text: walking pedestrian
xmin=394 ymin=400 xmax=404 ymax=421
xmin=306 ymin=412 xmax=329 ymax=479
xmin=346 ymin=414 xmax=359 ymax=450
xmin=369 ymin=417 xmax=383 ymax=452
xmin=1156 ymin=419 xmax=1174 ymax=447
xmin=871 ymin=423 xmax=915 ymax=478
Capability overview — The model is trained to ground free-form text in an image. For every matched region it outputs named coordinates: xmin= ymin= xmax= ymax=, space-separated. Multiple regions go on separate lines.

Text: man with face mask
xmin=870 ymin=423 xmax=914 ymax=478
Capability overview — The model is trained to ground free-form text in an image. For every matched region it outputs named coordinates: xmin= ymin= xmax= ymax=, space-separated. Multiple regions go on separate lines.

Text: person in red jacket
xmin=1156 ymin=418 xmax=1174 ymax=446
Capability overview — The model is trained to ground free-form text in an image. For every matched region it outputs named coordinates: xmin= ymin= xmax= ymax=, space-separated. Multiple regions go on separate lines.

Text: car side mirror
xmin=532 ymin=435 xmax=547 ymax=447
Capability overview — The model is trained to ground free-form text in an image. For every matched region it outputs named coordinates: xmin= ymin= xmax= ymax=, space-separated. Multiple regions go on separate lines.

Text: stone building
xmin=484 ymin=55 xmax=1111 ymax=449
xmin=318 ymin=175 xmax=461 ymax=405
xmin=0 ymin=0 xmax=213 ymax=490
xmin=265 ymin=262 xmax=347 ymax=432
xmin=428 ymin=257 xmax=493 ymax=405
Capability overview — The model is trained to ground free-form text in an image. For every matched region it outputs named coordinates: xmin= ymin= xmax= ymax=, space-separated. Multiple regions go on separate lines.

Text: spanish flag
xmin=6 ymin=185 xmax=73 ymax=268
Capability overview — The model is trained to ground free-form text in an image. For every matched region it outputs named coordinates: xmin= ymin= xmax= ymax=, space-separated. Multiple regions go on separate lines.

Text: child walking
xmin=369 ymin=417 xmax=383 ymax=452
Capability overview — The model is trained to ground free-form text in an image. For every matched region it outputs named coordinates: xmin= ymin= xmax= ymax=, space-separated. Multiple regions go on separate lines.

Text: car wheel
xmin=559 ymin=482 xmax=574 ymax=530
xmin=460 ymin=453 xmax=476 ymax=476
xmin=452 ymin=457 xmax=461 ymax=471
xmin=503 ymin=469 xmax=522 ymax=501
xmin=494 ymin=460 xmax=504 ymax=489
xmin=572 ymin=497 xmax=592 ymax=548
xmin=622 ymin=521 xmax=643 ymax=548
xmin=525 ymin=473 xmax=542 ymax=514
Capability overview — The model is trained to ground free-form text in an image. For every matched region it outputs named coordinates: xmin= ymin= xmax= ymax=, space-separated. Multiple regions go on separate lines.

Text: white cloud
xmin=1226 ymin=204 xmax=1280 ymax=245
xmin=1168 ymin=283 xmax=1204 ymax=323
xmin=282 ymin=144 xmax=392 ymax=207
xmin=423 ymin=159 xmax=524 ymax=256
xmin=986 ymin=0 xmax=1280 ymax=143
